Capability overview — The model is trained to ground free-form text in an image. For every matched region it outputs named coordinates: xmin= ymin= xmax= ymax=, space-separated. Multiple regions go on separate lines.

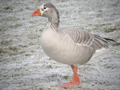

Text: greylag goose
xmin=31 ymin=3 xmax=115 ymax=88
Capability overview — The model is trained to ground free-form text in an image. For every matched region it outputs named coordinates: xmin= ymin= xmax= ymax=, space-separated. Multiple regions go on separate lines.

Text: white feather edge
xmin=90 ymin=48 xmax=110 ymax=60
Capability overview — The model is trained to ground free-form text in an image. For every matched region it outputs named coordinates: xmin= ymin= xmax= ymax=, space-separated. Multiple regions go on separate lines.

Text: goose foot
xmin=59 ymin=65 xmax=81 ymax=88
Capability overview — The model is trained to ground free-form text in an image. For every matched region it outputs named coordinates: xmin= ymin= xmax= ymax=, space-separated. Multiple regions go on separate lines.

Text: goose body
xmin=31 ymin=3 xmax=115 ymax=88
xmin=41 ymin=27 xmax=96 ymax=66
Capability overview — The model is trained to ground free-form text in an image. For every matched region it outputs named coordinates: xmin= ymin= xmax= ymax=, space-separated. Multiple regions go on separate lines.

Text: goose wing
xmin=58 ymin=28 xmax=108 ymax=50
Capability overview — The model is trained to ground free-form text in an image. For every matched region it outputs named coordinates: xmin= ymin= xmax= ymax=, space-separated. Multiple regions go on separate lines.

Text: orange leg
xmin=59 ymin=65 xmax=81 ymax=88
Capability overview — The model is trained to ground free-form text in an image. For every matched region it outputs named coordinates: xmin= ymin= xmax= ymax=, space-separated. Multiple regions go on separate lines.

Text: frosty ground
xmin=0 ymin=0 xmax=120 ymax=90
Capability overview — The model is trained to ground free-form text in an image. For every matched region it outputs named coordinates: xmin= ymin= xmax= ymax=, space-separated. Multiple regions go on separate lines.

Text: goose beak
xmin=31 ymin=9 xmax=41 ymax=16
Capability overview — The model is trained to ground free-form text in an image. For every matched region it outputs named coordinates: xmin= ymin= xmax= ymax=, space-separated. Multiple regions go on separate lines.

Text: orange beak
xmin=31 ymin=9 xmax=41 ymax=16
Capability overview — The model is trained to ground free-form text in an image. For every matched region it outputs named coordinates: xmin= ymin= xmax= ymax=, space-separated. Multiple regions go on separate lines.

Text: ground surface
xmin=0 ymin=0 xmax=120 ymax=90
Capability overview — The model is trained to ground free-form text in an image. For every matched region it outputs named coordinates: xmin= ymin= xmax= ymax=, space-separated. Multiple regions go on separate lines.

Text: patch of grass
xmin=28 ymin=32 xmax=40 ymax=39
xmin=18 ymin=45 xmax=27 ymax=48
xmin=47 ymin=65 xmax=52 ymax=68
xmin=9 ymin=52 xmax=18 ymax=56
xmin=14 ymin=23 xmax=23 ymax=28
xmin=105 ymin=27 xmax=119 ymax=33
xmin=113 ymin=42 xmax=120 ymax=46
xmin=64 ymin=76 xmax=69 ymax=80
xmin=10 ymin=23 xmax=23 ymax=28
xmin=4 ymin=6 xmax=12 ymax=10
xmin=25 ymin=53 xmax=31 ymax=56
xmin=9 ymin=46 xmax=18 ymax=51
xmin=1 ymin=39 xmax=12 ymax=45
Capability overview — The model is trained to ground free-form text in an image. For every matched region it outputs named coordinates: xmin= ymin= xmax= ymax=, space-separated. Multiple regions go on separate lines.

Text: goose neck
xmin=48 ymin=16 xmax=59 ymax=31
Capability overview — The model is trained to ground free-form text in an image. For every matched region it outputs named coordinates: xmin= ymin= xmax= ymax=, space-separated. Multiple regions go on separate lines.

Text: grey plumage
xmin=58 ymin=28 xmax=109 ymax=50
xmin=43 ymin=3 xmax=110 ymax=51
xmin=44 ymin=3 xmax=60 ymax=30
xmin=39 ymin=3 xmax=115 ymax=66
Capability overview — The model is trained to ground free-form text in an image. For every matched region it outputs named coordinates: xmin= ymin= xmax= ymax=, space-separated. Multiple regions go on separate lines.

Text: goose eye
xmin=43 ymin=7 xmax=46 ymax=9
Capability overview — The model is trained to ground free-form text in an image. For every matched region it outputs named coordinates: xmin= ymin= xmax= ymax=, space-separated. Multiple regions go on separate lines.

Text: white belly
xmin=40 ymin=31 xmax=77 ymax=64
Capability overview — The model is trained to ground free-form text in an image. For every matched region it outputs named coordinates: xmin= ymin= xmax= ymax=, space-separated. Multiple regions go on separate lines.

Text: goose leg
xmin=59 ymin=65 xmax=81 ymax=88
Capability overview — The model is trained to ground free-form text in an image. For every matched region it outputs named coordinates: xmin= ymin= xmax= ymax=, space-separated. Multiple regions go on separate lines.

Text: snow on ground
xmin=0 ymin=0 xmax=120 ymax=90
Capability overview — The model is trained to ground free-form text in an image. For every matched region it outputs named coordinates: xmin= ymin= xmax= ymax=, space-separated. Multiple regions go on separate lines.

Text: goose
xmin=31 ymin=3 xmax=115 ymax=88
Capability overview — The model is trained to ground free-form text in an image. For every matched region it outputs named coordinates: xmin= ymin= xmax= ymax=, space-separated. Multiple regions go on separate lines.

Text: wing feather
xmin=58 ymin=28 xmax=108 ymax=50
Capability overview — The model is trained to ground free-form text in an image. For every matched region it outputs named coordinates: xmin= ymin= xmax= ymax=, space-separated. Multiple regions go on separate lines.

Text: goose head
xmin=31 ymin=3 xmax=59 ymax=19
